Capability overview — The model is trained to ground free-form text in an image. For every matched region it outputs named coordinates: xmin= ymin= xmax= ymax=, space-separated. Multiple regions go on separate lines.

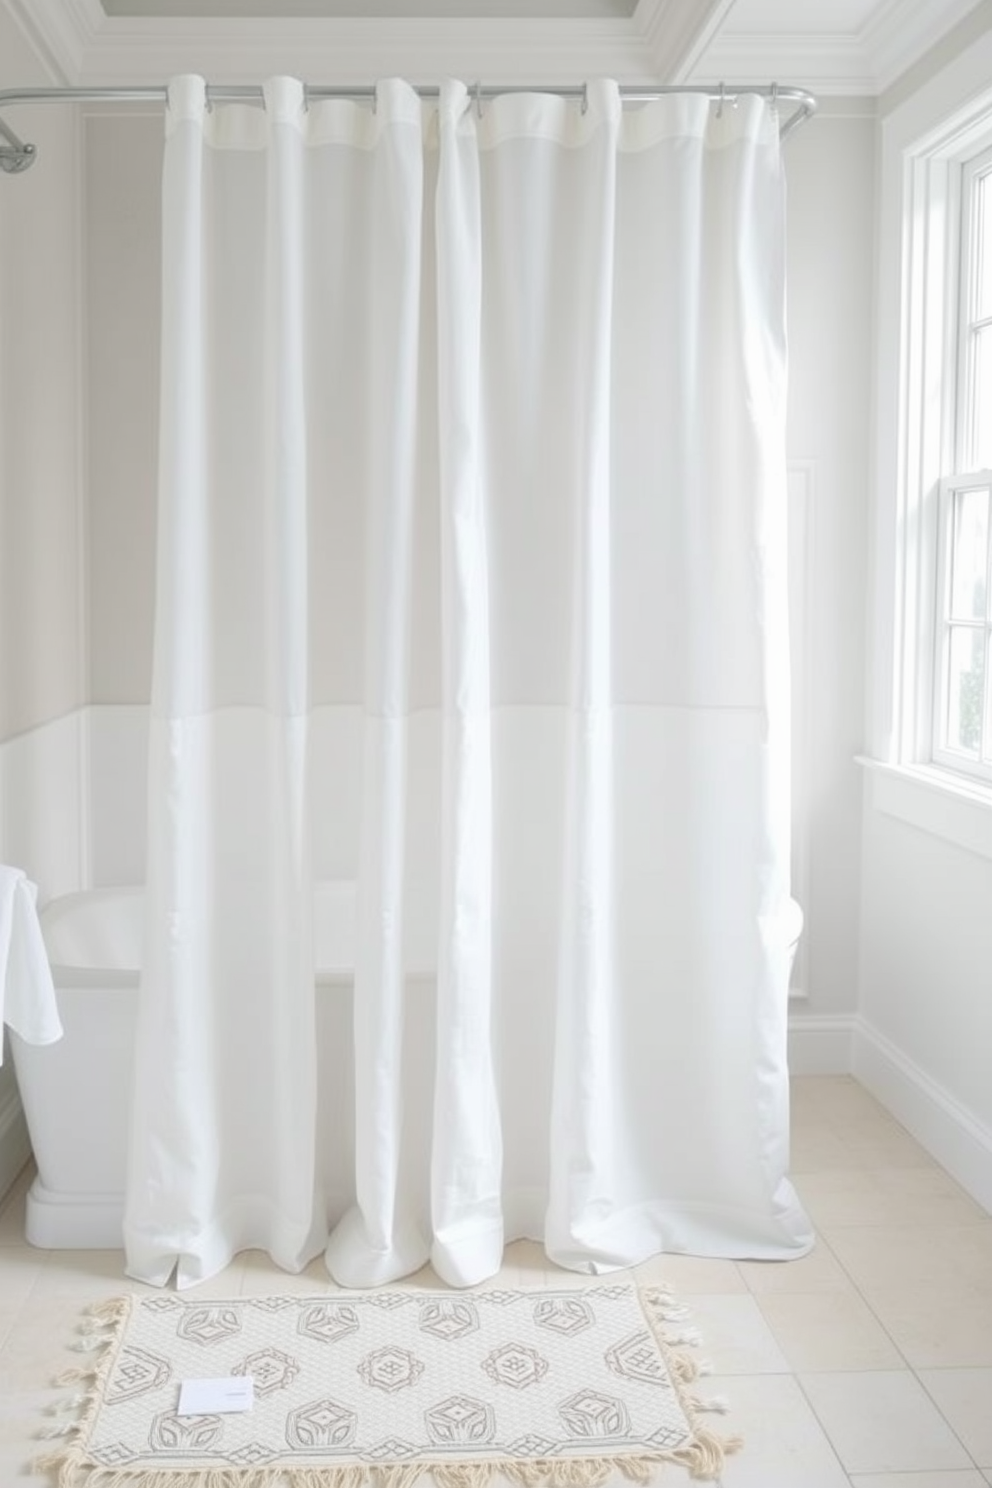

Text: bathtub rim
xmin=38 ymin=880 xmax=378 ymax=985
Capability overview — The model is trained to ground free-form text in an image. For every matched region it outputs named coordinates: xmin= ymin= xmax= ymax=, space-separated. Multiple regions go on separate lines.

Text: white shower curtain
xmin=124 ymin=74 xmax=813 ymax=1289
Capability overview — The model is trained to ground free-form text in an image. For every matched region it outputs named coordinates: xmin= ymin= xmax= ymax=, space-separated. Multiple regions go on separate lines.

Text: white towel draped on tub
xmin=0 ymin=867 xmax=63 ymax=1062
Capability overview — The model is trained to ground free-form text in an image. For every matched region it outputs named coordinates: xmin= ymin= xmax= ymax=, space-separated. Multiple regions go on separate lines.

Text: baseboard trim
xmin=0 ymin=1082 xmax=31 ymax=1205
xmin=787 ymin=1012 xmax=856 ymax=1074
xmin=853 ymin=1016 xmax=992 ymax=1216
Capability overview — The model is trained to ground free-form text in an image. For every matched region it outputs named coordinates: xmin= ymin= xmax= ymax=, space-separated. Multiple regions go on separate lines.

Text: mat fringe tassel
xmin=35 ymin=1287 xmax=741 ymax=1487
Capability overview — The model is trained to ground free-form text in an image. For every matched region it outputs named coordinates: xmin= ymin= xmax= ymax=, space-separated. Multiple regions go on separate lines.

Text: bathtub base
xmin=26 ymin=1178 xmax=125 ymax=1250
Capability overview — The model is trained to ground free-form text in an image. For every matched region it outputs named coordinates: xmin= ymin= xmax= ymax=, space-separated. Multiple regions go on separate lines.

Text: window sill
xmin=856 ymin=756 xmax=992 ymax=861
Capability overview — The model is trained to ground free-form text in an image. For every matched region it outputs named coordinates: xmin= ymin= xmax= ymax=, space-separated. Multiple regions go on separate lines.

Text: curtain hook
xmin=301 ymin=80 xmax=310 ymax=113
xmin=581 ymin=82 xmax=588 ymax=116
xmin=716 ymin=82 xmax=725 ymax=119
xmin=770 ymin=81 xmax=779 ymax=112
xmin=473 ymin=80 xmax=484 ymax=119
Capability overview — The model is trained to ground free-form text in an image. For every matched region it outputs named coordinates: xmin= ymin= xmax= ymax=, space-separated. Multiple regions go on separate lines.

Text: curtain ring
xmin=473 ymin=80 xmax=484 ymax=118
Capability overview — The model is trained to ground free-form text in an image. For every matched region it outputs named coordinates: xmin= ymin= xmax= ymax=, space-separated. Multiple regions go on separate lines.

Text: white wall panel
xmin=86 ymin=704 xmax=149 ymax=885
xmin=861 ymin=25 xmax=992 ymax=1212
xmin=0 ymin=711 xmax=85 ymax=1204
xmin=1 ymin=713 xmax=85 ymax=903
xmin=0 ymin=13 xmax=86 ymax=742
xmin=784 ymin=105 xmax=876 ymax=1019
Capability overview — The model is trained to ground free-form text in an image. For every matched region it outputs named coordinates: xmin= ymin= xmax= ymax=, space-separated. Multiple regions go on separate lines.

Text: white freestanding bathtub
xmin=11 ymin=886 xmax=803 ymax=1250
xmin=9 ymin=882 xmax=402 ymax=1249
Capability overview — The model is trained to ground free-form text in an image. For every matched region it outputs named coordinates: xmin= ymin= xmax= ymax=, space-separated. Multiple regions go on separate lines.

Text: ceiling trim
xmin=635 ymin=0 xmax=738 ymax=83
xmin=77 ymin=21 xmax=652 ymax=86
xmin=1 ymin=0 xmax=986 ymax=95
xmin=0 ymin=0 xmax=101 ymax=81
xmin=0 ymin=1 xmax=678 ymax=85
xmin=691 ymin=32 xmax=876 ymax=94
xmin=860 ymin=0 xmax=985 ymax=91
xmin=697 ymin=0 xmax=987 ymax=94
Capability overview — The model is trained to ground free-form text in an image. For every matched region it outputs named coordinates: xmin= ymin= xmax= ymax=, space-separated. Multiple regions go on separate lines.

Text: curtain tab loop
xmin=583 ymin=79 xmax=620 ymax=127
xmin=472 ymin=80 xmax=483 ymax=119
xmin=263 ymin=76 xmax=307 ymax=127
xmin=166 ymin=74 xmax=207 ymax=128
xmin=438 ymin=78 xmax=470 ymax=124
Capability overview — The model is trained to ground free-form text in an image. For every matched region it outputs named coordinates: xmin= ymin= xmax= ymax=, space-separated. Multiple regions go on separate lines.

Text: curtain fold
xmin=543 ymin=79 xmax=621 ymax=1269
xmin=125 ymin=75 xmax=813 ymax=1289
xmin=323 ymin=78 xmax=427 ymax=1289
xmin=125 ymin=75 xmax=321 ymax=1287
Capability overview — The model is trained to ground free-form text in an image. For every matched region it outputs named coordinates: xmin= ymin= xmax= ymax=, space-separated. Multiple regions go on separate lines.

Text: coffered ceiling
xmin=0 ymin=0 xmax=985 ymax=93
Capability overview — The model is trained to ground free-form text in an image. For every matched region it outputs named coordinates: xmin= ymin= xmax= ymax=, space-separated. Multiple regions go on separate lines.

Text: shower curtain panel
xmin=124 ymin=74 xmax=813 ymax=1288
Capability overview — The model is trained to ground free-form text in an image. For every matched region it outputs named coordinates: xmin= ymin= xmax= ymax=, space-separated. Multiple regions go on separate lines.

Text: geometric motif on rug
xmin=39 ymin=1284 xmax=740 ymax=1485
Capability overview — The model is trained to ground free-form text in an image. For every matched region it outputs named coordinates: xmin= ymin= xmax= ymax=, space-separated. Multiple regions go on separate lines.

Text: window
xmin=932 ymin=144 xmax=992 ymax=783
xmin=866 ymin=45 xmax=992 ymax=855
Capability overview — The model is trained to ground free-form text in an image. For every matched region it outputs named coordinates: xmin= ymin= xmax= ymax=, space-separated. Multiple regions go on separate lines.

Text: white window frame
xmin=928 ymin=141 xmax=992 ymax=783
xmin=892 ymin=114 xmax=992 ymax=778
xmin=865 ymin=40 xmax=992 ymax=857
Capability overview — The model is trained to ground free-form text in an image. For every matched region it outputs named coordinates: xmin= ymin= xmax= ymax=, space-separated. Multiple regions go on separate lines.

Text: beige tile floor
xmin=0 ymin=1075 xmax=990 ymax=1487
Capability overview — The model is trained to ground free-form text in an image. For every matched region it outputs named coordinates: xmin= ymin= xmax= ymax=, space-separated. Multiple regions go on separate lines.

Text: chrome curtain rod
xmin=0 ymin=81 xmax=816 ymax=174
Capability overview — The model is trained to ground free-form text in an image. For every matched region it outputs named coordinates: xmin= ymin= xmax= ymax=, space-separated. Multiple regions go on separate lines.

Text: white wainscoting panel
xmin=87 ymin=704 xmax=150 ymax=887
xmin=1 ymin=711 xmax=85 ymax=904
xmin=0 ymin=710 xmax=87 ymax=1206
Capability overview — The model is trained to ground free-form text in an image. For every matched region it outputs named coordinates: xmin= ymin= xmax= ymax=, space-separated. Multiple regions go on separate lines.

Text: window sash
xmin=933 ymin=472 xmax=992 ymax=781
xmin=957 ymin=144 xmax=992 ymax=472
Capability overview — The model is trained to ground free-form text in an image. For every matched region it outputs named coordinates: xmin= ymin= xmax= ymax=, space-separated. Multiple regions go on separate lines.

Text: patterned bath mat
xmin=39 ymin=1284 xmax=740 ymax=1485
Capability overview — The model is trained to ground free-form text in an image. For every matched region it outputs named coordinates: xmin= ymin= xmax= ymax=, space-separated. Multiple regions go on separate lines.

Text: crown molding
xmin=79 ymin=20 xmax=652 ymax=85
xmin=635 ymin=0 xmax=737 ymax=82
xmin=0 ymin=3 xmax=661 ymax=86
xmin=0 ymin=0 xmax=102 ymax=81
xmin=689 ymin=31 xmax=875 ymax=95
xmin=693 ymin=0 xmax=987 ymax=95
xmin=861 ymin=0 xmax=985 ymax=91
xmin=2 ymin=0 xmax=987 ymax=94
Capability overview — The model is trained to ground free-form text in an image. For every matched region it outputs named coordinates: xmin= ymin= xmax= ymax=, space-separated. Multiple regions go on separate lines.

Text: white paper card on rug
xmin=177 ymin=1377 xmax=254 ymax=1415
